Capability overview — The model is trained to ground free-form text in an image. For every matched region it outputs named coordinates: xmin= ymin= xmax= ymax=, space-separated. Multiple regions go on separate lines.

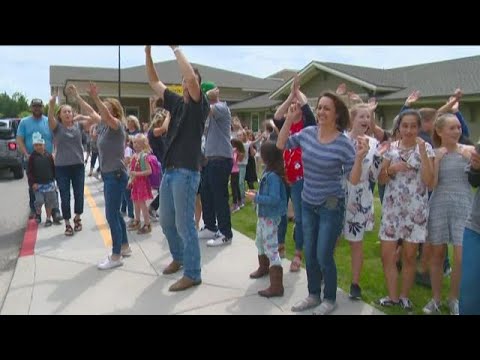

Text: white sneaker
xmin=206 ymin=232 xmax=232 ymax=247
xmin=291 ymin=296 xmax=321 ymax=312
xmin=97 ymin=256 xmax=123 ymax=270
xmin=198 ymin=227 xmax=217 ymax=240
xmin=423 ymin=299 xmax=441 ymax=314
xmin=448 ymin=299 xmax=459 ymax=315
xmin=312 ymin=300 xmax=337 ymax=315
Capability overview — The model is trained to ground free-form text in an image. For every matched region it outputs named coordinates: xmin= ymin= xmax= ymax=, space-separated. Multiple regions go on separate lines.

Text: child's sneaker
xmin=45 ymin=219 xmax=53 ymax=227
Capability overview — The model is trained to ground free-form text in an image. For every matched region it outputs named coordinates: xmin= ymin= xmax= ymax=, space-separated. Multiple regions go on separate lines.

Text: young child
xmin=121 ymin=136 xmax=135 ymax=225
xmin=27 ymin=132 xmax=59 ymax=226
xmin=246 ymin=141 xmax=287 ymax=298
xmin=127 ymin=134 xmax=153 ymax=234
xmin=230 ymin=138 xmax=244 ymax=213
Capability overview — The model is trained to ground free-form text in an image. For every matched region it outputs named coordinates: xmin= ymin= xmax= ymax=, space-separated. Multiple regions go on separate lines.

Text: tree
xmin=43 ymin=103 xmax=60 ymax=117
xmin=0 ymin=91 xmax=30 ymax=118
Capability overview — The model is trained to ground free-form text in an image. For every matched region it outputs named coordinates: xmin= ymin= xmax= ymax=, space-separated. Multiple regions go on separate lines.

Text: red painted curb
xmin=19 ymin=219 xmax=38 ymax=257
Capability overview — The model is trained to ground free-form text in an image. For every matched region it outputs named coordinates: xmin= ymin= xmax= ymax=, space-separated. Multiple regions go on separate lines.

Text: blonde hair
xmin=433 ymin=113 xmax=458 ymax=148
xmin=55 ymin=104 xmax=73 ymax=123
xmin=126 ymin=115 xmax=141 ymax=131
xmin=104 ymin=98 xmax=126 ymax=126
xmin=349 ymin=103 xmax=370 ymax=130
xmin=133 ymin=133 xmax=151 ymax=153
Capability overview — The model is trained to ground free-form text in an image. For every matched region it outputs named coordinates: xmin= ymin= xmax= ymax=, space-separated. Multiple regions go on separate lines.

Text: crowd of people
xmin=15 ymin=45 xmax=480 ymax=315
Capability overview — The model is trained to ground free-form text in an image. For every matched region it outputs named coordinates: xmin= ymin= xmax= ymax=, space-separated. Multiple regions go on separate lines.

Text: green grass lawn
xmin=231 ymin=194 xmax=455 ymax=315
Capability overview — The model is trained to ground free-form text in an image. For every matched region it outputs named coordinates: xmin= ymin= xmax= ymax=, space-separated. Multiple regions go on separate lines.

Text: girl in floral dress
xmin=377 ymin=110 xmax=435 ymax=310
xmin=344 ymin=104 xmax=389 ymax=300
xmin=128 ymin=134 xmax=153 ymax=234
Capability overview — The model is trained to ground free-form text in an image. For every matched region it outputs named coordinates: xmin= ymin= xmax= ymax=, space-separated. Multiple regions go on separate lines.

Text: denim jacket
xmin=255 ymin=171 xmax=287 ymax=218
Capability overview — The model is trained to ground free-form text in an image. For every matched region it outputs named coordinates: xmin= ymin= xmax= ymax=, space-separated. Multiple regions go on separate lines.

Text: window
xmin=124 ymin=106 xmax=139 ymax=118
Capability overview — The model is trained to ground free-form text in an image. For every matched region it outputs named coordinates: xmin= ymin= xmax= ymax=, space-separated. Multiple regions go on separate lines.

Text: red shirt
xmin=284 ymin=119 xmax=304 ymax=184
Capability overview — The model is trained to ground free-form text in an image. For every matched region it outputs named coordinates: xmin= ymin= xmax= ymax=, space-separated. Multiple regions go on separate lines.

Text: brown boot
xmin=258 ymin=266 xmax=284 ymax=298
xmin=168 ymin=276 xmax=202 ymax=292
xmin=249 ymin=255 xmax=270 ymax=279
xmin=162 ymin=260 xmax=183 ymax=275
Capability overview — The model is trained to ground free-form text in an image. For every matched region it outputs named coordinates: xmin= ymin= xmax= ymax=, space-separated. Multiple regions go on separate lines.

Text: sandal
xmin=73 ymin=217 xmax=82 ymax=232
xmin=128 ymin=220 xmax=140 ymax=231
xmin=65 ymin=224 xmax=74 ymax=236
xmin=278 ymin=244 xmax=286 ymax=259
xmin=290 ymin=254 xmax=302 ymax=272
xmin=137 ymin=224 xmax=152 ymax=235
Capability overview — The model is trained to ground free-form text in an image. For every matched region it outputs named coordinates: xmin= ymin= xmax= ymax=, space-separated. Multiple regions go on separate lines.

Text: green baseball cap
xmin=201 ymin=81 xmax=217 ymax=94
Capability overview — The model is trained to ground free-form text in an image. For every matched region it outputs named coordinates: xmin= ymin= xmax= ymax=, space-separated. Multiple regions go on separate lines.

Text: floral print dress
xmin=379 ymin=141 xmax=435 ymax=243
xmin=344 ymin=135 xmax=383 ymax=241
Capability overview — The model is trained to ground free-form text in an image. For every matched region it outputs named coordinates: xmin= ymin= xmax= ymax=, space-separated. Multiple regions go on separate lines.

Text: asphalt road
xmin=0 ymin=168 xmax=29 ymax=310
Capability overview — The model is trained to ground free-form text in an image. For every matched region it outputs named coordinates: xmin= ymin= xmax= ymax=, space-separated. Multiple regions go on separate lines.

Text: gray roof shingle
xmin=229 ymin=93 xmax=281 ymax=110
xmin=50 ymin=61 xmax=283 ymax=92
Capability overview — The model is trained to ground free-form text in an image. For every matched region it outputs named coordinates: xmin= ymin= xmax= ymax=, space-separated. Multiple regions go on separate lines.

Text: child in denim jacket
xmin=246 ymin=141 xmax=287 ymax=298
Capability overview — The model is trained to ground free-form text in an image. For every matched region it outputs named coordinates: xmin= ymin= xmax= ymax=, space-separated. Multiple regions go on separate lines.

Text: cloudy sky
xmin=1 ymin=45 xmax=480 ymax=103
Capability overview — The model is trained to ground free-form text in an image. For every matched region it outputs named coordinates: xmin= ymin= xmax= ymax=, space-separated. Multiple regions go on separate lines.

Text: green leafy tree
xmin=0 ymin=91 xmax=30 ymax=118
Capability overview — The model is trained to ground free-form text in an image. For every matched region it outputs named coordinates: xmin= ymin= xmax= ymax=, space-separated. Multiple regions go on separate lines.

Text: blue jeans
xmin=200 ymin=158 xmax=233 ymax=239
xmin=302 ymin=198 xmax=345 ymax=302
xmin=103 ymin=170 xmax=129 ymax=256
xmin=121 ymin=188 xmax=134 ymax=219
xmin=460 ymin=228 xmax=480 ymax=315
xmin=159 ymin=168 xmax=201 ymax=282
xmin=55 ymin=164 xmax=85 ymax=220
xmin=278 ymin=179 xmax=304 ymax=251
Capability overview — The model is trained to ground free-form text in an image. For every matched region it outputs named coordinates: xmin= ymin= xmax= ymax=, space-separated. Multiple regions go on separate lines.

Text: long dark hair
xmin=260 ymin=141 xmax=286 ymax=184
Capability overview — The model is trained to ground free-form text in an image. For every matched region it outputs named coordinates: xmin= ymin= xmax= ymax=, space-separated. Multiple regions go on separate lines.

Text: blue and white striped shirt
xmin=286 ymin=126 xmax=355 ymax=206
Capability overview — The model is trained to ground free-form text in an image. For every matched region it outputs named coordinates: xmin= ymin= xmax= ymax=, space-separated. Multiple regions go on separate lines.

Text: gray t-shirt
xmin=53 ymin=122 xmax=84 ymax=166
xmin=97 ymin=121 xmax=126 ymax=173
xmin=204 ymin=101 xmax=232 ymax=159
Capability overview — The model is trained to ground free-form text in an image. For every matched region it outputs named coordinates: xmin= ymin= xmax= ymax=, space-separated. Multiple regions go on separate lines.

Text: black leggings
xmin=231 ymin=173 xmax=241 ymax=205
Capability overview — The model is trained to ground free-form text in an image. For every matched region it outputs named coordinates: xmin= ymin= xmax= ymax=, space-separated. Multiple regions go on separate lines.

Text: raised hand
xmin=454 ymin=88 xmax=463 ymax=100
xmin=169 ymin=45 xmax=179 ymax=51
xmin=451 ymin=96 xmax=460 ymax=112
xmin=336 ymin=83 xmax=347 ymax=96
xmin=65 ymin=84 xmax=78 ymax=98
xmin=285 ymin=102 xmax=302 ymax=123
xmin=49 ymin=91 xmax=57 ymax=106
xmin=416 ymin=137 xmax=427 ymax=153
xmin=145 ymin=45 xmax=151 ymax=55
xmin=348 ymin=91 xmax=362 ymax=103
xmin=87 ymin=82 xmax=99 ymax=98
xmin=368 ymin=97 xmax=378 ymax=112
xmin=405 ymin=90 xmax=421 ymax=106
xmin=356 ymin=135 xmax=370 ymax=159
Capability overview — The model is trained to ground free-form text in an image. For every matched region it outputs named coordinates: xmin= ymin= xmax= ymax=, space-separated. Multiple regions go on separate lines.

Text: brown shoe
xmin=249 ymin=255 xmax=270 ymax=279
xmin=168 ymin=276 xmax=202 ymax=292
xmin=162 ymin=260 xmax=183 ymax=275
xmin=258 ymin=266 xmax=284 ymax=298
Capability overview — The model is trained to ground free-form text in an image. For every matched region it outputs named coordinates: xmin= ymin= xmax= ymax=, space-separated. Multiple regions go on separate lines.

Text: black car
xmin=0 ymin=118 xmax=24 ymax=179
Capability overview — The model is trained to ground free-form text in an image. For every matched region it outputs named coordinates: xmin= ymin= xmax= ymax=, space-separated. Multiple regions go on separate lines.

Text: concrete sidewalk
xmin=1 ymin=175 xmax=383 ymax=315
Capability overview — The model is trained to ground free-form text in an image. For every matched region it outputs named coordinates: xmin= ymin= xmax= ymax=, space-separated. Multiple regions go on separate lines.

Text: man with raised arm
xmin=145 ymin=45 xmax=210 ymax=291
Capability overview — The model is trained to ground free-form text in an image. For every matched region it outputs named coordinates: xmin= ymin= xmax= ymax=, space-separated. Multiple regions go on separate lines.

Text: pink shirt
xmin=231 ymin=149 xmax=239 ymax=174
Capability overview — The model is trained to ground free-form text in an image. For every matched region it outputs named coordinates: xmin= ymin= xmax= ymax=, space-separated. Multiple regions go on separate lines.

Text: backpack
xmin=146 ymin=154 xmax=162 ymax=189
